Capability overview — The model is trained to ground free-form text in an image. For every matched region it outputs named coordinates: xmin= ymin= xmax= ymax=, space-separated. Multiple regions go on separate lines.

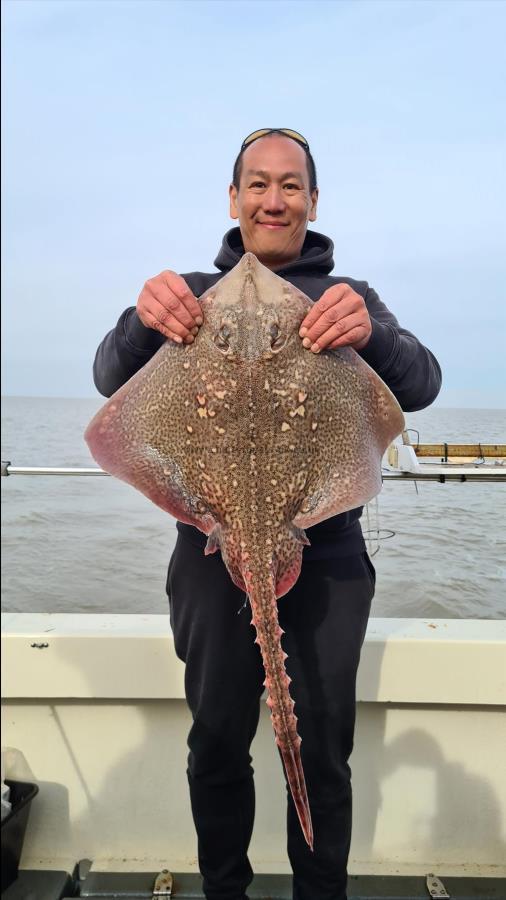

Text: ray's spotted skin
xmin=85 ymin=253 xmax=404 ymax=849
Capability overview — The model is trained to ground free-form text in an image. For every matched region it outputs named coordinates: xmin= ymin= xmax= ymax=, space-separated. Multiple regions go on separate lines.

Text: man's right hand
xmin=136 ymin=271 xmax=203 ymax=344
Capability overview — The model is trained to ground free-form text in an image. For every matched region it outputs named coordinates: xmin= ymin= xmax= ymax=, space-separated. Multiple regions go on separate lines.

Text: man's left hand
xmin=299 ymin=284 xmax=372 ymax=353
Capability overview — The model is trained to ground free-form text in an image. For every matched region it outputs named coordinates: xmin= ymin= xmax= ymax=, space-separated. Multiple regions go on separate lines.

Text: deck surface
xmin=3 ymin=869 xmax=506 ymax=899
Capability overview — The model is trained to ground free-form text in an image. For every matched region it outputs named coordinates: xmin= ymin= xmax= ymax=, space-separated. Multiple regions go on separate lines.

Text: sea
xmin=1 ymin=397 xmax=505 ymax=619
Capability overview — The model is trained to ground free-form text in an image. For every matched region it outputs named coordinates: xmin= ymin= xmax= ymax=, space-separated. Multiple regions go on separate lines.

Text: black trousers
xmin=167 ymin=535 xmax=375 ymax=900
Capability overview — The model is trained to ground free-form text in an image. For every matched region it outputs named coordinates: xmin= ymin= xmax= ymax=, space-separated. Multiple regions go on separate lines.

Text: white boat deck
xmin=2 ymin=613 xmax=505 ymax=880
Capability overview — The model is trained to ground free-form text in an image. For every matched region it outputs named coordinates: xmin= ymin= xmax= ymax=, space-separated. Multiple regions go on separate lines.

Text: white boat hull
xmin=1 ymin=613 xmax=505 ymax=877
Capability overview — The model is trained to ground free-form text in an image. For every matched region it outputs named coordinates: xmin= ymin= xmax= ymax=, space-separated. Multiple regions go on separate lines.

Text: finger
xmin=150 ymin=285 xmax=197 ymax=333
xmin=305 ymin=314 xmax=368 ymax=352
xmin=141 ymin=294 xmax=199 ymax=342
xmin=144 ymin=309 xmax=187 ymax=344
xmin=300 ymin=296 xmax=360 ymax=345
xmin=329 ymin=325 xmax=370 ymax=349
xmin=299 ymin=284 xmax=350 ymax=335
xmin=162 ymin=272 xmax=203 ymax=325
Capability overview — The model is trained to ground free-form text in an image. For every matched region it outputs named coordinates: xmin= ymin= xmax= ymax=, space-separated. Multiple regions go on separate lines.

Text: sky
xmin=1 ymin=0 xmax=505 ymax=407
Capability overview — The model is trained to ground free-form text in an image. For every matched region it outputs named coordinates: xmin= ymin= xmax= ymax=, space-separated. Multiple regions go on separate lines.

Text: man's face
xmin=229 ymin=135 xmax=318 ymax=270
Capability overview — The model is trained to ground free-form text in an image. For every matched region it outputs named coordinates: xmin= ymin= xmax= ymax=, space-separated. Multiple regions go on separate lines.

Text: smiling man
xmin=93 ymin=129 xmax=441 ymax=900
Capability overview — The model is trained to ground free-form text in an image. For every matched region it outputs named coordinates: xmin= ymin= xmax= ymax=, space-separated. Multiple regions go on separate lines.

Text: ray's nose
xmin=241 ymin=251 xmax=260 ymax=268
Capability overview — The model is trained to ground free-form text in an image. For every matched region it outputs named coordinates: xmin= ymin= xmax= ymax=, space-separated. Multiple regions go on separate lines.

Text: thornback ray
xmin=85 ymin=252 xmax=405 ymax=848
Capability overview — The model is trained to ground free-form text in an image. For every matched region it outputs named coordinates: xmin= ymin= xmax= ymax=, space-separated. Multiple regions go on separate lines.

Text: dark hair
xmin=232 ymin=130 xmax=318 ymax=193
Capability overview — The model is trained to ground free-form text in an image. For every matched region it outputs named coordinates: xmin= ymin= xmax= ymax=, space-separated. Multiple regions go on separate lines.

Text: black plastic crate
xmin=1 ymin=779 xmax=39 ymax=893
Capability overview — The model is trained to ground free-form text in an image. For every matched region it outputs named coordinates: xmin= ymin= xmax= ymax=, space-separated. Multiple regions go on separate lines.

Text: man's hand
xmin=299 ymin=284 xmax=372 ymax=353
xmin=137 ymin=271 xmax=203 ymax=344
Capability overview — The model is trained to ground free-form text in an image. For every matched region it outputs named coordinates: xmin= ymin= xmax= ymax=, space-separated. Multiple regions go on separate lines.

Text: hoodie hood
xmin=214 ymin=227 xmax=335 ymax=277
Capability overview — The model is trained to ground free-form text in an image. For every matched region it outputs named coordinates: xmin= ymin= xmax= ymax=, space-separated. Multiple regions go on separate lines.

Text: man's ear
xmin=308 ymin=188 xmax=319 ymax=223
xmin=229 ymin=183 xmax=239 ymax=220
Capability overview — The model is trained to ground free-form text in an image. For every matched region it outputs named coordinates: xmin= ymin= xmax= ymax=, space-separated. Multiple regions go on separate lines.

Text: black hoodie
xmin=93 ymin=227 xmax=441 ymax=560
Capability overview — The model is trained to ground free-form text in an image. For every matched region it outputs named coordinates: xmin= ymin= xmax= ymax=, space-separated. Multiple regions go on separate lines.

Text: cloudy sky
xmin=1 ymin=0 xmax=505 ymax=406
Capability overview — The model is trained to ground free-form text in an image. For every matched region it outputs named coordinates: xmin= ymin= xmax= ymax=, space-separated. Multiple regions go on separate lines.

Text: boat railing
xmin=2 ymin=437 xmax=506 ymax=482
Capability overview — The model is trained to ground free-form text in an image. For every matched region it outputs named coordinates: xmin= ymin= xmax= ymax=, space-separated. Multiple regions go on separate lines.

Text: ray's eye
xmin=215 ymin=323 xmax=231 ymax=350
xmin=269 ymin=321 xmax=284 ymax=349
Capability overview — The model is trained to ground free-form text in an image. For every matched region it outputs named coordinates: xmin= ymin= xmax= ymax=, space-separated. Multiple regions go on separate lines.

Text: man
xmin=93 ymin=129 xmax=441 ymax=900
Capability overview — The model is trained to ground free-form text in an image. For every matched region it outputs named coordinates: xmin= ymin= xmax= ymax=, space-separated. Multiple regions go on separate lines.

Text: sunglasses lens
xmin=279 ymin=129 xmax=308 ymax=147
xmin=241 ymin=128 xmax=309 ymax=150
xmin=242 ymin=129 xmax=272 ymax=147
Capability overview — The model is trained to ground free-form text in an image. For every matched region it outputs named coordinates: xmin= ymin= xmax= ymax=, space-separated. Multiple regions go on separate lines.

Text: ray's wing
xmin=294 ymin=348 xmax=404 ymax=529
xmin=85 ymin=343 xmax=217 ymax=535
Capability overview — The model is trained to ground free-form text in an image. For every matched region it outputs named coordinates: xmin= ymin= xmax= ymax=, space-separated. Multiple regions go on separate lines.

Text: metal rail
xmin=2 ymin=460 xmax=505 ymax=482
xmin=1 ymin=462 xmax=109 ymax=477
xmin=381 ymin=469 xmax=506 ymax=483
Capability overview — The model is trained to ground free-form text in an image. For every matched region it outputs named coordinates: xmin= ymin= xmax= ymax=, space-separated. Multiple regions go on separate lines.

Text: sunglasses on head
xmin=241 ymin=128 xmax=310 ymax=152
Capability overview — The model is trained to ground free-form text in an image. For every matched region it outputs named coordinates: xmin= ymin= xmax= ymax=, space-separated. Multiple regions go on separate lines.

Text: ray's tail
xmin=246 ymin=569 xmax=313 ymax=851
